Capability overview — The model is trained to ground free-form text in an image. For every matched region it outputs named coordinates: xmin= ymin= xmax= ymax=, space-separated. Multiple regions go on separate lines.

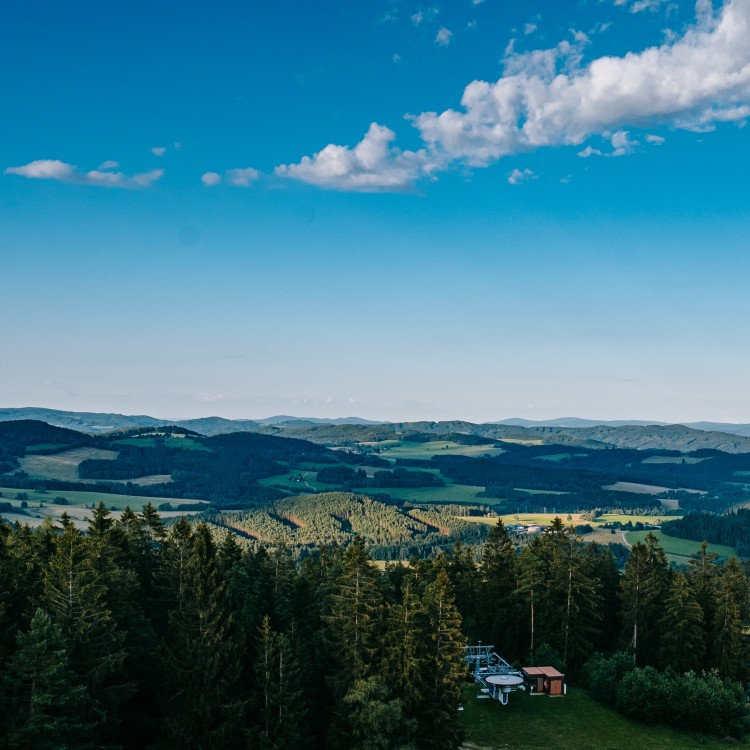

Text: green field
xmin=460 ymin=685 xmax=744 ymax=750
xmin=113 ymin=437 xmax=211 ymax=451
xmin=626 ymin=529 xmax=736 ymax=560
xmin=0 ymin=486 xmax=201 ymax=512
xmin=641 ymin=455 xmax=708 ymax=465
xmin=378 ymin=484 xmax=489 ymax=504
xmin=373 ymin=440 xmax=505 ymax=460
xmin=258 ymin=471 xmax=327 ymax=493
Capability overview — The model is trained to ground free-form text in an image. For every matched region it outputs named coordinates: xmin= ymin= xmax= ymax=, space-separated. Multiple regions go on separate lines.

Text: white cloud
xmin=152 ymin=146 xmax=167 ymax=157
xmin=201 ymin=167 xmax=260 ymax=187
xmin=415 ymin=0 xmax=750 ymax=164
xmin=275 ymin=122 xmax=435 ymax=192
xmin=610 ymin=129 xmax=639 ymax=156
xmin=4 ymin=159 xmax=163 ymax=188
xmin=646 ymin=133 xmax=666 ymax=144
xmin=507 ymin=167 xmax=536 ymax=184
xmin=393 ymin=52 xmax=402 ymax=63
xmin=577 ymin=145 xmax=603 ymax=158
xmin=435 ymin=26 xmax=453 ymax=46
xmin=411 ymin=10 xmax=423 ymax=25
xmin=201 ymin=172 xmax=222 ymax=186
xmin=226 ymin=167 xmax=260 ymax=186
xmin=276 ymin=0 xmax=750 ymax=191
xmin=524 ymin=23 xmax=538 ymax=35
xmin=472 ymin=0 xmax=485 ymax=5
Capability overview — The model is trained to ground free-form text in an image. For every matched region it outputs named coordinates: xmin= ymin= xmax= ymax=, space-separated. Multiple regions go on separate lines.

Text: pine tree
xmin=712 ymin=557 xmax=750 ymax=681
xmin=479 ymin=520 xmax=518 ymax=658
xmin=3 ymin=608 xmax=91 ymax=750
xmin=418 ymin=567 xmax=466 ymax=750
xmin=42 ymin=522 xmax=127 ymax=732
xmin=159 ymin=521 xmax=245 ymax=749
xmin=254 ymin=615 xmax=306 ymax=750
xmin=382 ymin=577 xmax=427 ymax=716
xmin=324 ymin=537 xmax=384 ymax=697
xmin=659 ymin=572 xmax=705 ymax=673
xmin=620 ymin=534 xmax=669 ymax=666
xmin=688 ymin=541 xmax=720 ymax=663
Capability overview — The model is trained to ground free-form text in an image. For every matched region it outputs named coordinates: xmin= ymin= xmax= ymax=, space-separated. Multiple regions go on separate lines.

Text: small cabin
xmin=522 ymin=666 xmax=565 ymax=696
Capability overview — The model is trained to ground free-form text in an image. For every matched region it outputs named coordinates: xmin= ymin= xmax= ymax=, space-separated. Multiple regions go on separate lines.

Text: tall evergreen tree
xmin=418 ymin=567 xmax=466 ymax=750
xmin=479 ymin=520 xmax=518 ymax=658
xmin=254 ymin=615 xmax=307 ymax=750
xmin=712 ymin=557 xmax=750 ymax=681
xmin=159 ymin=520 xmax=245 ymax=749
xmin=324 ymin=537 xmax=384 ymax=697
xmin=659 ymin=572 xmax=705 ymax=673
xmin=620 ymin=534 xmax=669 ymax=666
xmin=42 ymin=522 xmax=127 ymax=733
xmin=3 ymin=608 xmax=91 ymax=750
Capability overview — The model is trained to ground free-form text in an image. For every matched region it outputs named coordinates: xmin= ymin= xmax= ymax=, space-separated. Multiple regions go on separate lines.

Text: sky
xmin=2 ymin=0 xmax=750 ymax=424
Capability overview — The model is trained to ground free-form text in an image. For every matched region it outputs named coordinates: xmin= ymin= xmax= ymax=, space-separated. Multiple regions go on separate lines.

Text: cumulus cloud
xmin=507 ymin=167 xmax=536 ymax=184
xmin=277 ymin=0 xmax=750 ymax=191
xmin=4 ymin=159 xmax=163 ymax=188
xmin=275 ymin=123 xmax=436 ymax=191
xmin=435 ymin=26 xmax=453 ymax=46
xmin=201 ymin=172 xmax=222 ymax=186
xmin=646 ymin=133 xmax=666 ymax=144
xmin=151 ymin=146 xmax=167 ymax=156
xmin=200 ymin=167 xmax=260 ymax=187
xmin=226 ymin=167 xmax=260 ymax=186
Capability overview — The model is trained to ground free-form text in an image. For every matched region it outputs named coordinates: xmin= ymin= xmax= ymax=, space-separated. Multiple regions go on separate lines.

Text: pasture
xmin=626 ymin=529 xmax=736 ymax=560
xmin=603 ymin=481 xmax=705 ymax=495
xmin=459 ymin=685 xmax=743 ymax=750
xmin=373 ymin=440 xmax=505 ymax=460
xmin=16 ymin=447 xmax=118 ymax=483
xmin=113 ymin=436 xmax=211 ymax=451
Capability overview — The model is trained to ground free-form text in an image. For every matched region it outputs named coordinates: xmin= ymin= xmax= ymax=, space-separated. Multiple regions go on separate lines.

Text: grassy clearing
xmin=603 ymin=481 xmax=705 ymax=496
xmin=113 ymin=437 xmax=211 ymax=451
xmin=258 ymin=472 xmax=325 ymax=493
xmin=459 ymin=685 xmax=743 ymax=750
xmin=380 ymin=485 xmax=488 ymax=504
xmin=641 ymin=456 xmax=709 ymax=465
xmin=16 ymin=447 xmax=118 ymax=483
xmin=626 ymin=530 xmax=736 ymax=560
xmin=374 ymin=441 xmax=505 ymax=460
xmin=532 ymin=453 xmax=572 ymax=462
xmin=0 ymin=486 xmax=196 ymax=512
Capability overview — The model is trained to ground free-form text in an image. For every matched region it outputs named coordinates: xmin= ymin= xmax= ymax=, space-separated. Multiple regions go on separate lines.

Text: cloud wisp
xmin=4 ymin=159 xmax=164 ymax=188
xmin=277 ymin=0 xmax=750 ymax=191
xmin=201 ymin=167 xmax=260 ymax=187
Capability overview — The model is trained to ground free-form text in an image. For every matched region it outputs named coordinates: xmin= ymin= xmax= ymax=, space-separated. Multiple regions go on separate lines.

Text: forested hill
xmin=4 ymin=408 xmax=750 ymax=453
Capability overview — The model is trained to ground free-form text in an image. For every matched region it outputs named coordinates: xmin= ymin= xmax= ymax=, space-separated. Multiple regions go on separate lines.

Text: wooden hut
xmin=522 ymin=666 xmax=565 ymax=696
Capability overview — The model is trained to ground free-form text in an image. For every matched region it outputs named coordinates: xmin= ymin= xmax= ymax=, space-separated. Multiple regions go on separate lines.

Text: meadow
xmin=459 ymin=686 xmax=745 ymax=750
xmin=626 ymin=529 xmax=736 ymax=560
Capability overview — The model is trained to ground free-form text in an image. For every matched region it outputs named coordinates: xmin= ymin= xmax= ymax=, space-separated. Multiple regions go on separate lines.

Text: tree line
xmin=2 ymin=506 xmax=750 ymax=748
xmin=0 ymin=504 xmax=467 ymax=750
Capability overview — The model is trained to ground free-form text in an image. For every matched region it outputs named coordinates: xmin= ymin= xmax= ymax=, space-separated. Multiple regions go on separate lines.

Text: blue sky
xmin=2 ymin=0 xmax=750 ymax=423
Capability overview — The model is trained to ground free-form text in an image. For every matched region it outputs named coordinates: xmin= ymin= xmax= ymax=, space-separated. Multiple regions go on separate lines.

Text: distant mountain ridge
xmin=2 ymin=408 xmax=750 ymax=452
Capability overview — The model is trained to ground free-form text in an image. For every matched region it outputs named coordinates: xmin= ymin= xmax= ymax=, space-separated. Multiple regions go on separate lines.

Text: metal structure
xmin=465 ymin=644 xmax=525 ymax=705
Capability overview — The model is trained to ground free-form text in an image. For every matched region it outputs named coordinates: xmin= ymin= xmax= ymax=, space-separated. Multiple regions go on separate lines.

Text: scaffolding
xmin=465 ymin=645 xmax=525 ymax=705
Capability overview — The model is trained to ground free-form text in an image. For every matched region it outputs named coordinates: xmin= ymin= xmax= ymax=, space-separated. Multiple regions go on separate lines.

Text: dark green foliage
xmin=615 ymin=667 xmax=750 ymax=738
xmin=582 ymin=652 xmax=636 ymax=705
xmin=3 ymin=608 xmax=92 ymax=750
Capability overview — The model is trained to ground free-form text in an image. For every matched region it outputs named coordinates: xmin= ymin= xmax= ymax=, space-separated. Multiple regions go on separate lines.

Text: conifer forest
xmin=2 ymin=503 xmax=750 ymax=749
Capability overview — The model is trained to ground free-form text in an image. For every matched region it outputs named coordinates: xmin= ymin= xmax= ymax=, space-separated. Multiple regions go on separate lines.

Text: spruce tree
xmin=712 ymin=557 xmax=750 ymax=681
xmin=159 ymin=521 xmax=245 ymax=749
xmin=324 ymin=537 xmax=383 ymax=696
xmin=419 ymin=567 xmax=466 ymax=750
xmin=4 ymin=608 xmax=91 ymax=750
xmin=479 ymin=520 xmax=518 ymax=658
xmin=659 ymin=571 xmax=705 ymax=673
